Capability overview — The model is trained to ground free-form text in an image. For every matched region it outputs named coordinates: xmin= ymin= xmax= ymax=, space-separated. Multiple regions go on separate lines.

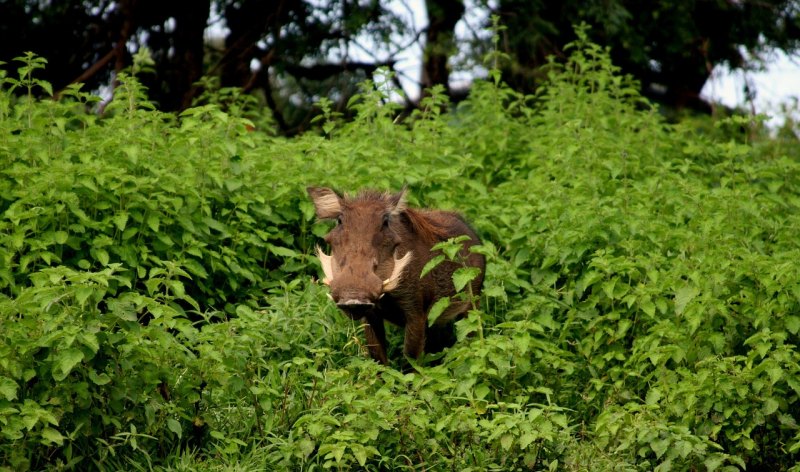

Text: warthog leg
xmin=363 ymin=313 xmax=388 ymax=365
xmin=403 ymin=313 xmax=427 ymax=359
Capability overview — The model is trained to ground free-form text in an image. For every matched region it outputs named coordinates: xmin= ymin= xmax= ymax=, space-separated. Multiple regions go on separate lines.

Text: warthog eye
xmin=382 ymin=214 xmax=390 ymax=228
xmin=336 ymin=215 xmax=343 ymax=225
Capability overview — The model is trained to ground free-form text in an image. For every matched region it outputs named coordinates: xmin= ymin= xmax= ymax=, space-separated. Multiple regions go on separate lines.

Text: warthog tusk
xmin=315 ymin=245 xmax=334 ymax=285
xmin=382 ymin=251 xmax=412 ymax=292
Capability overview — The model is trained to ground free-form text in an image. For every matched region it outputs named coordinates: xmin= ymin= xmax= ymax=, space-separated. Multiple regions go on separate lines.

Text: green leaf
xmin=703 ymin=454 xmax=726 ymax=472
xmin=113 ymin=213 xmax=129 ymax=231
xmin=645 ymin=387 xmax=662 ymax=406
xmin=601 ymin=278 xmax=617 ymax=299
xmin=453 ymin=266 xmax=481 ymax=292
xmin=427 ymin=297 xmax=451 ymax=326
xmin=674 ymin=286 xmax=698 ymax=315
xmin=167 ymin=418 xmax=182 ymax=439
xmin=146 ymin=213 xmax=160 ymax=232
xmin=53 ymin=230 xmax=68 ymax=244
xmin=674 ymin=440 xmax=693 ymax=459
xmin=145 ymin=278 xmax=162 ymax=295
xmin=352 ymin=445 xmax=367 ymax=466
xmin=53 ymin=348 xmax=84 ymax=381
xmin=500 ymin=433 xmax=514 ymax=451
xmin=41 ymin=427 xmax=65 ymax=445
xmin=75 ymin=286 xmax=94 ymax=306
xmin=298 ymin=438 xmax=315 ymax=458
xmin=11 ymin=231 xmax=24 ymax=249
xmin=576 ymin=271 xmax=602 ymax=295
xmin=656 ymin=298 xmax=668 ymax=314
xmin=763 ymin=397 xmax=780 ymax=416
xmin=166 ymin=280 xmax=186 ymax=298
xmin=224 ymin=179 xmax=243 ymax=192
xmin=615 ymin=318 xmax=632 ymax=339
xmin=268 ymin=244 xmax=298 ymax=258
xmin=203 ymin=217 xmax=230 ymax=237
xmin=786 ymin=316 xmax=800 ymax=335
xmin=325 ymin=444 xmax=345 ymax=463
xmin=88 ymin=370 xmax=111 ymax=385
xmin=420 ymin=254 xmax=445 ymax=279
xmin=0 ymin=376 xmax=19 ymax=401
xmin=519 ymin=431 xmax=537 ymax=449
xmin=788 ymin=377 xmax=800 ymax=396
xmin=765 ymin=363 xmax=784 ymax=384
xmin=78 ymin=332 xmax=99 ymax=354
xmin=484 ymin=284 xmax=508 ymax=300
xmin=37 ymin=79 xmax=53 ymax=97
xmin=474 ymin=383 xmax=490 ymax=399
xmin=122 ymin=226 xmax=138 ymax=240
xmin=183 ymin=259 xmax=208 ymax=279
xmin=650 ymin=437 xmax=670 ymax=459
xmin=91 ymin=248 xmax=110 ymax=266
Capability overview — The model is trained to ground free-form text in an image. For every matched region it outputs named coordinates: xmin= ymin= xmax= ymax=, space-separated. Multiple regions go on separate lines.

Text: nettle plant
xmin=421 ymin=236 xmax=487 ymax=337
xmin=0 ymin=52 xmax=314 ymax=469
xmin=1 ymin=51 xmax=315 ymax=307
xmin=2 ymin=32 xmax=800 ymax=471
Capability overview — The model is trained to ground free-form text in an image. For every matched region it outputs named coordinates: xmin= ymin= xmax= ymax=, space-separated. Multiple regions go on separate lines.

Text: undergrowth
xmin=1 ymin=32 xmax=800 ymax=471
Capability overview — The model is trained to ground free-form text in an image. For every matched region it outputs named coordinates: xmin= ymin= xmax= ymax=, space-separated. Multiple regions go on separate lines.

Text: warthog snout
xmin=316 ymin=244 xmax=412 ymax=313
xmin=330 ymin=267 xmax=382 ymax=316
xmin=337 ymin=299 xmax=375 ymax=309
xmin=335 ymin=298 xmax=376 ymax=319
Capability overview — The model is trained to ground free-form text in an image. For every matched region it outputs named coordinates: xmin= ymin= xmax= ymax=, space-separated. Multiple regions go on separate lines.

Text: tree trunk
xmin=220 ymin=0 xmax=275 ymax=88
xmin=421 ymin=0 xmax=464 ymax=96
xmin=173 ymin=0 xmax=211 ymax=110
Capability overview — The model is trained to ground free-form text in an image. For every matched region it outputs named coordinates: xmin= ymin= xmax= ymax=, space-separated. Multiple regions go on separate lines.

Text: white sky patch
xmin=701 ymin=50 xmax=799 ymax=129
xmin=449 ymin=0 xmax=494 ymax=91
xmin=308 ymin=0 xmax=426 ymax=103
xmin=369 ymin=0 xmax=495 ymax=100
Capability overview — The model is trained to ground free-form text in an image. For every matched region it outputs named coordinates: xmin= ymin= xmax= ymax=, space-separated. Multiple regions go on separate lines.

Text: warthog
xmin=307 ymin=186 xmax=485 ymax=364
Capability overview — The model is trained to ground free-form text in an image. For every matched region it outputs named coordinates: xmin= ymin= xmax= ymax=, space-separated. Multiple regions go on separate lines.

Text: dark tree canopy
xmin=0 ymin=0 xmax=407 ymax=132
xmin=493 ymin=0 xmax=800 ymax=113
xmin=0 ymin=0 xmax=798 ymax=131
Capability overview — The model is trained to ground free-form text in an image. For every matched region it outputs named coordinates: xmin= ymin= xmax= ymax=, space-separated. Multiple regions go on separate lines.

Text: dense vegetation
xmin=1 ymin=35 xmax=800 ymax=471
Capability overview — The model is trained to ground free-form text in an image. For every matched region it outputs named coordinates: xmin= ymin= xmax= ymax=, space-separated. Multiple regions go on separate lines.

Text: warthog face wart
xmin=308 ymin=186 xmax=485 ymax=365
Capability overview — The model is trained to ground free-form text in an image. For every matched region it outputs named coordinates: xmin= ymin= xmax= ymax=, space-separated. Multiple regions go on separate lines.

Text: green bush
xmin=1 ymin=33 xmax=800 ymax=470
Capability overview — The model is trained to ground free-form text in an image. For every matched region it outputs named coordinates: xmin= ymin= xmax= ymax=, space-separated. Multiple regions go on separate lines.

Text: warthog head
xmin=307 ymin=187 xmax=412 ymax=318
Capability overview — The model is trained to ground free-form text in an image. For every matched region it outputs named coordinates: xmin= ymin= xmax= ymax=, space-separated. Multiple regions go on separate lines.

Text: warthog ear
xmin=388 ymin=185 xmax=408 ymax=215
xmin=307 ymin=187 xmax=342 ymax=219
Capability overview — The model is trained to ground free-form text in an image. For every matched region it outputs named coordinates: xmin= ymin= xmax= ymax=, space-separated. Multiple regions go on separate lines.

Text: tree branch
xmin=283 ymin=60 xmax=396 ymax=81
xmin=66 ymin=48 xmax=117 ymax=87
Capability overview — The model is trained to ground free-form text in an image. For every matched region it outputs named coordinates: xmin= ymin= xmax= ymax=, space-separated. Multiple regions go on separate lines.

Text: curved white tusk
xmin=382 ymin=251 xmax=412 ymax=292
xmin=315 ymin=245 xmax=334 ymax=285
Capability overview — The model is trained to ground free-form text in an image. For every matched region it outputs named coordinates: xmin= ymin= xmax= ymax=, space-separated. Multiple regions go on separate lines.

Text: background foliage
xmin=0 ymin=0 xmax=798 ymax=132
xmin=2 ymin=33 xmax=800 ymax=470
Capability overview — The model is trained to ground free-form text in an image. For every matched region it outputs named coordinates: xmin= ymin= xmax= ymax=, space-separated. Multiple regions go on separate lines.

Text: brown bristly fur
xmin=404 ymin=209 xmax=452 ymax=245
